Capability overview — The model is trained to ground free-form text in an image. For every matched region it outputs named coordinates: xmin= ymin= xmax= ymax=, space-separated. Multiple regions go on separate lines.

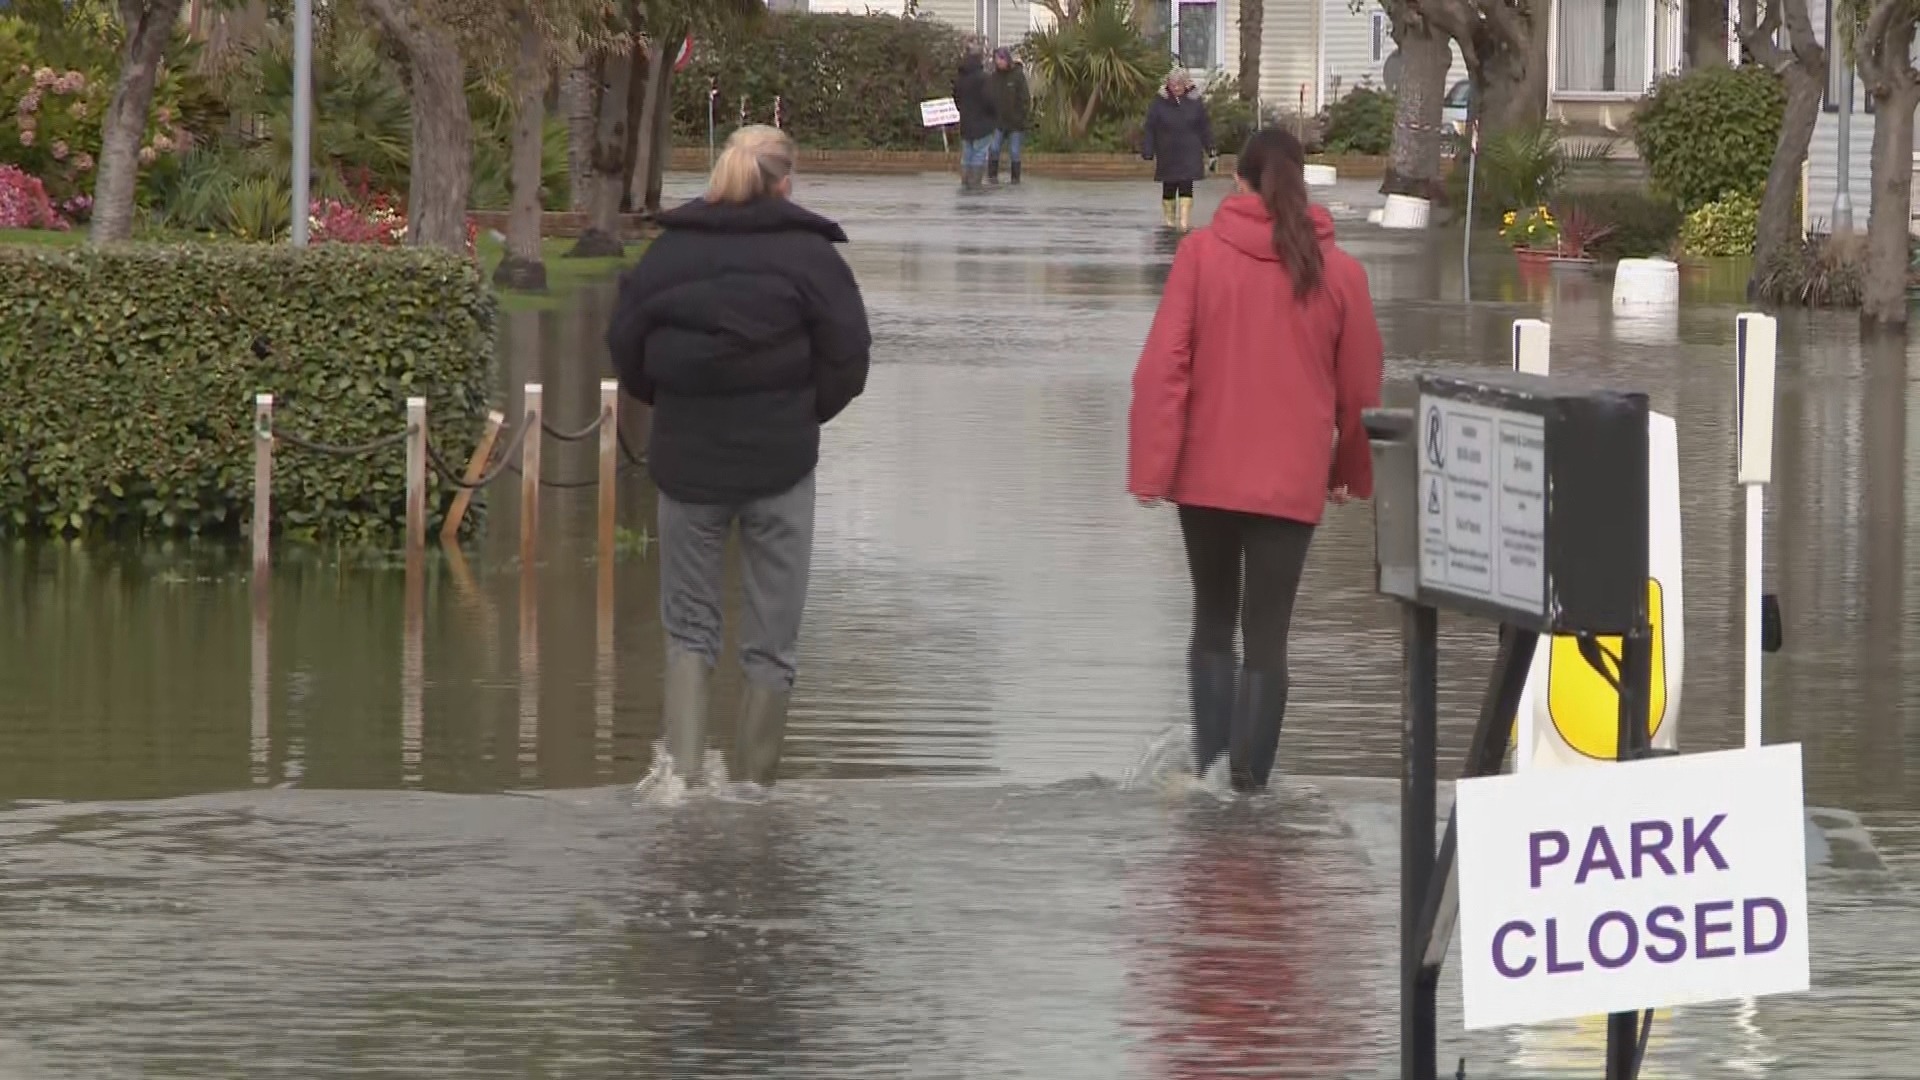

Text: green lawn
xmin=474 ymin=234 xmax=645 ymax=311
xmin=0 ymin=228 xmax=642 ymax=311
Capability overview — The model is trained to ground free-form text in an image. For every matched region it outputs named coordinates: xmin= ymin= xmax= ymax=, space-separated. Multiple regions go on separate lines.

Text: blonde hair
xmin=706 ymin=125 xmax=797 ymax=204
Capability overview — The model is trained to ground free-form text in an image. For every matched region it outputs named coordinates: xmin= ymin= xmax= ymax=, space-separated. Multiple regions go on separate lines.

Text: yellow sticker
xmin=1543 ymin=579 xmax=1668 ymax=760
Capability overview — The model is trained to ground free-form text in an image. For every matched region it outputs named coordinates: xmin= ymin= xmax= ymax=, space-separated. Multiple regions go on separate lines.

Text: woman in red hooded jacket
xmin=1127 ymin=127 xmax=1384 ymax=793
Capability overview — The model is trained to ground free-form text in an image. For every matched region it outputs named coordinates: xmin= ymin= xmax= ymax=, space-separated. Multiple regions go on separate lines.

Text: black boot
xmin=1009 ymin=159 xmax=1022 ymax=185
xmin=1189 ymin=649 xmax=1238 ymax=778
xmin=1228 ymin=667 xmax=1287 ymax=793
xmin=987 ymin=154 xmax=1001 ymax=184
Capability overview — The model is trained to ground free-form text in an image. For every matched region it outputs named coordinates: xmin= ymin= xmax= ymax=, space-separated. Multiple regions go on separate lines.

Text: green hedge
xmin=0 ymin=245 xmax=497 ymax=541
xmin=1633 ymin=66 xmax=1784 ymax=212
xmin=672 ymin=13 xmax=968 ymax=151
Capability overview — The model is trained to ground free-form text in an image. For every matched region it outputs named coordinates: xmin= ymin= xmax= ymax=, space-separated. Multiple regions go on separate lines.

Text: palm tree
xmin=1025 ymin=0 xmax=1167 ymax=143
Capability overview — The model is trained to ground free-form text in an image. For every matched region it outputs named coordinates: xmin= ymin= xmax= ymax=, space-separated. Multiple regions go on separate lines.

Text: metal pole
xmin=1834 ymin=61 xmax=1854 ymax=234
xmin=1462 ymin=120 xmax=1479 ymax=303
xmin=708 ymin=80 xmax=718 ymax=170
xmin=290 ymin=0 xmax=313 ymax=247
xmin=1606 ymin=618 xmax=1655 ymax=1080
xmin=1401 ymin=601 xmax=1439 ymax=1080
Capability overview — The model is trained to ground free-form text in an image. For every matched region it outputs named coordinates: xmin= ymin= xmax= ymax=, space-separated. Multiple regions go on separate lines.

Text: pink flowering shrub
xmin=0 ymin=164 xmax=67 ymax=230
xmin=309 ymin=193 xmax=481 ymax=257
xmin=1 ymin=17 xmax=195 ymax=203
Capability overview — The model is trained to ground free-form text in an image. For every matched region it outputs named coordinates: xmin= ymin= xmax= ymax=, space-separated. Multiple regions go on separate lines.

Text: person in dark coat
xmin=952 ymin=48 xmax=999 ymax=192
xmin=987 ymin=47 xmax=1030 ymax=185
xmin=606 ymin=124 xmax=872 ymax=791
xmin=1142 ymin=69 xmax=1215 ymax=230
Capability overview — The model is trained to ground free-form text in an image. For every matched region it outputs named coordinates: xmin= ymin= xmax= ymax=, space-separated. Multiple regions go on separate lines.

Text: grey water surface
xmin=1 ymin=174 xmax=1916 ymax=1078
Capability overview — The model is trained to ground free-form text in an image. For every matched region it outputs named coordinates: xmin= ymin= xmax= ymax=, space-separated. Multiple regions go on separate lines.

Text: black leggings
xmin=1162 ymin=181 xmax=1194 ymax=200
xmin=1179 ymin=505 xmax=1315 ymax=673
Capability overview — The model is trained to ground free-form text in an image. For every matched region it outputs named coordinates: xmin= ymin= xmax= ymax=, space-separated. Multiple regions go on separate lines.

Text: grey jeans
xmin=658 ymin=472 xmax=816 ymax=690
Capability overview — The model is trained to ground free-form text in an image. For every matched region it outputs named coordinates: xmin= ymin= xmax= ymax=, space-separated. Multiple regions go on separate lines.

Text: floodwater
xmin=2 ymin=174 xmax=1917 ymax=1078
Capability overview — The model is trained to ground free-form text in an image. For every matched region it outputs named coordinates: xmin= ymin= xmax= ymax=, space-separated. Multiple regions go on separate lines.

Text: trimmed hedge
xmin=1633 ymin=66 xmax=1784 ymax=212
xmin=0 ymin=245 xmax=497 ymax=541
xmin=672 ymin=13 xmax=968 ymax=151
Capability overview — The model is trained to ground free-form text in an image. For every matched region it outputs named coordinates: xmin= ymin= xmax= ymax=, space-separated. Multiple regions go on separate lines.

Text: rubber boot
xmin=987 ymin=154 xmax=1001 ymax=185
xmin=1189 ymin=649 xmax=1238 ymax=778
xmin=1161 ymin=198 xmax=1178 ymax=228
xmin=732 ymin=681 xmax=792 ymax=787
xmin=1176 ymin=195 xmax=1194 ymax=231
xmin=1228 ymin=667 xmax=1287 ymax=793
xmin=663 ymin=648 xmax=712 ymax=783
xmin=1009 ymin=159 xmax=1022 ymax=185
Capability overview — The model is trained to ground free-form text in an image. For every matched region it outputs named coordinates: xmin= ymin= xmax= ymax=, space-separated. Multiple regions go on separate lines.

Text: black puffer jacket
xmin=606 ymin=197 xmax=871 ymax=505
xmin=1143 ymin=87 xmax=1214 ymax=184
xmin=953 ymin=53 xmax=998 ymax=141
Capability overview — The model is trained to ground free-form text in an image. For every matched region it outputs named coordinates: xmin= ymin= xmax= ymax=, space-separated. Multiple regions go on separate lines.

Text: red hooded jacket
xmin=1127 ymin=194 xmax=1384 ymax=525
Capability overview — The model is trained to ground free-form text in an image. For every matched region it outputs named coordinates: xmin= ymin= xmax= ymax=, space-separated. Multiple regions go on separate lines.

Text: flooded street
xmin=2 ymin=173 xmax=1918 ymax=1077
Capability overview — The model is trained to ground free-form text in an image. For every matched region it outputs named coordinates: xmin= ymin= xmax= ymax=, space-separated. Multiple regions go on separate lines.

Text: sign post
xmin=920 ymin=97 xmax=960 ymax=154
xmin=1369 ymin=370 xmax=1651 ymax=1080
xmin=1735 ymin=312 xmax=1777 ymax=750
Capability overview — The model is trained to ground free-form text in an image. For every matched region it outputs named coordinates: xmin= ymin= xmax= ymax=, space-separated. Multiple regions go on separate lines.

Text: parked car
xmin=1442 ymin=79 xmax=1472 ymax=136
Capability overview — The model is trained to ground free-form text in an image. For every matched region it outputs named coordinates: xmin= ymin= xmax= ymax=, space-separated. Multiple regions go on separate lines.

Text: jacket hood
xmin=1159 ymin=85 xmax=1198 ymax=100
xmin=1208 ymin=193 xmax=1333 ymax=261
xmin=656 ymin=196 xmax=848 ymax=243
xmin=959 ymin=53 xmax=984 ymax=74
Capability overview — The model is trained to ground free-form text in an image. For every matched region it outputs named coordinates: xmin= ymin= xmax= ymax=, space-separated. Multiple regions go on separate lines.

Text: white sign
xmin=919 ymin=97 xmax=960 ymax=128
xmin=1417 ymin=395 xmax=1546 ymax=617
xmin=1457 ymin=744 xmax=1811 ymax=1030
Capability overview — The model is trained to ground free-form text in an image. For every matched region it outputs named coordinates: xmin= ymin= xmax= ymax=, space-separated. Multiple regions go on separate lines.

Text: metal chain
xmin=541 ymin=413 xmax=606 ymax=442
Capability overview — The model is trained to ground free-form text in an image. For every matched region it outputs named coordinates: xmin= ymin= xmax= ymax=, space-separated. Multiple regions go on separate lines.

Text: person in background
xmin=606 ymin=125 xmax=872 ymax=789
xmin=953 ymin=46 xmax=999 ymax=192
xmin=987 ymin=47 xmax=1030 ymax=186
xmin=1126 ymin=127 xmax=1384 ymax=793
xmin=1141 ymin=69 xmax=1214 ymax=230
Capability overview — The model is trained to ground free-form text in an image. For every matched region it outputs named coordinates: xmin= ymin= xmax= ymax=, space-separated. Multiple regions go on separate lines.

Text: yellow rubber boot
xmin=1176 ymin=195 xmax=1193 ymax=231
xmin=1161 ymin=198 xmax=1177 ymax=228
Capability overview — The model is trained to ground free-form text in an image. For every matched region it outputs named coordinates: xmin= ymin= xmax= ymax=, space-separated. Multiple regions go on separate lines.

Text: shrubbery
xmin=671 ymin=13 xmax=967 ymax=151
xmin=1633 ymin=65 xmax=1784 ymax=212
xmin=1680 ymin=191 xmax=1759 ymax=257
xmin=1554 ymin=190 xmax=1685 ymax=260
xmin=1321 ymin=86 xmax=1394 ymax=155
xmin=0 ymin=245 xmax=496 ymax=541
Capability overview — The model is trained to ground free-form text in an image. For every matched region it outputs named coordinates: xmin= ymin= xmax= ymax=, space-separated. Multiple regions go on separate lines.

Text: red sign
xmin=673 ymin=33 xmax=694 ymax=72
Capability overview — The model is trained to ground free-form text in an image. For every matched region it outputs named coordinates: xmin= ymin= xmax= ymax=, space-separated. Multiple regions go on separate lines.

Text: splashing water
xmin=1119 ymin=723 xmax=1235 ymax=800
xmin=630 ymin=743 xmax=731 ymax=805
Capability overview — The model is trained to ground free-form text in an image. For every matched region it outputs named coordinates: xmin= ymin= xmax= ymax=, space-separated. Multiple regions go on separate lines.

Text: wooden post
xmin=405 ymin=396 xmax=428 ymax=554
xmin=521 ymin=383 xmax=543 ymax=567
xmin=253 ymin=393 xmax=273 ymax=571
xmin=440 ymin=409 xmax=505 ymax=546
xmin=598 ymin=379 xmax=619 ymax=564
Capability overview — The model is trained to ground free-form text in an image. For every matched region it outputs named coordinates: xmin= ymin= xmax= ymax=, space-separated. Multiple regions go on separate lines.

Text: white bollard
xmin=1367 ymin=208 xmax=1385 ymax=225
xmin=1612 ymin=257 xmax=1680 ymax=307
xmin=1735 ymin=312 xmax=1778 ymax=750
xmin=1511 ymin=318 xmax=1550 ymax=377
xmin=1379 ymin=194 xmax=1431 ymax=229
xmin=1303 ymin=163 xmax=1338 ymax=187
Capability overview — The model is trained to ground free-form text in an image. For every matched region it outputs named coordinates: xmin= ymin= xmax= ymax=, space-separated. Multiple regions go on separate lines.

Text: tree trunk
xmin=628 ymin=39 xmax=673 ymax=214
xmin=91 ymin=0 xmax=186 ymax=246
xmin=562 ymin=59 xmax=597 ymax=212
xmin=1382 ymin=10 xmax=1450 ymax=199
xmin=1862 ymin=84 xmax=1919 ymax=327
xmin=1472 ymin=10 xmax=1551 ymax=138
xmin=1688 ymin=0 xmax=1730 ymax=68
xmin=1752 ymin=63 xmax=1823 ymax=281
xmin=569 ymin=45 xmax=635 ymax=258
xmin=618 ymin=44 xmax=649 ymax=210
xmin=496 ymin=10 xmax=549 ymax=292
xmin=1238 ymin=0 xmax=1264 ymax=101
xmin=362 ymin=0 xmax=472 ymax=252
xmin=643 ymin=61 xmax=676 ymax=215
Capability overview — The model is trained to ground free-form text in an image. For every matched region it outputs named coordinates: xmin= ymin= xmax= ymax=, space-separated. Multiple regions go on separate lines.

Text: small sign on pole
xmin=1457 ymin=744 xmax=1811 ymax=1030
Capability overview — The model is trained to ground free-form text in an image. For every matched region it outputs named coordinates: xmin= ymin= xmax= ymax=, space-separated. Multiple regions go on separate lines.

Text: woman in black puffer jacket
xmin=1142 ymin=69 xmax=1215 ymax=231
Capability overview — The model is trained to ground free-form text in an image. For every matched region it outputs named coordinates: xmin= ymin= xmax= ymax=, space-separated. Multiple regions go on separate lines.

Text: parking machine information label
xmin=1417 ymin=394 xmax=1546 ymax=617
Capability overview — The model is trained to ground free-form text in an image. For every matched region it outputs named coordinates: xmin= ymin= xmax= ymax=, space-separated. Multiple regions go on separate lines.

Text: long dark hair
xmin=1236 ymin=128 xmax=1323 ymax=299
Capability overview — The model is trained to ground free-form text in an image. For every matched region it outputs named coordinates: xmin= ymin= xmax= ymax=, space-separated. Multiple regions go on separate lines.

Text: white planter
xmin=1612 ymin=257 xmax=1681 ymax=308
xmin=1379 ymin=194 xmax=1431 ymax=230
xmin=1304 ymin=163 xmax=1338 ymax=187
